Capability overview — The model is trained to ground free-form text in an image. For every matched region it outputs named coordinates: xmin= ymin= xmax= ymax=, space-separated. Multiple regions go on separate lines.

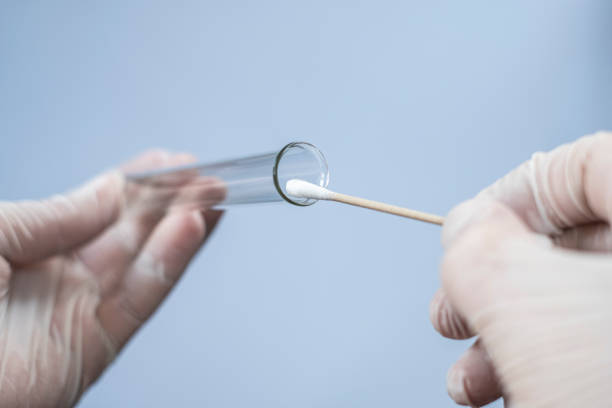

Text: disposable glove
xmin=430 ymin=132 xmax=612 ymax=407
xmin=0 ymin=151 xmax=222 ymax=407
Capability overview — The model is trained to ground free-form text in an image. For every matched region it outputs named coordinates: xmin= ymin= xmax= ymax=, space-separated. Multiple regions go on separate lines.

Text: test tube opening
xmin=273 ymin=142 xmax=329 ymax=206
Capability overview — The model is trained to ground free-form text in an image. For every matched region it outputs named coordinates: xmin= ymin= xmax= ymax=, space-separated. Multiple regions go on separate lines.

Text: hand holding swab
xmin=286 ymin=179 xmax=444 ymax=226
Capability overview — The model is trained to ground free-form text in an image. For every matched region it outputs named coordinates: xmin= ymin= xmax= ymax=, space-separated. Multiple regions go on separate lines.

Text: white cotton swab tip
xmin=286 ymin=179 xmax=333 ymax=200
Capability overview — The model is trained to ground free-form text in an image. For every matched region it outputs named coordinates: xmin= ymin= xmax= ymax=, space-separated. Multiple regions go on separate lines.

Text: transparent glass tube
xmin=125 ymin=142 xmax=329 ymax=211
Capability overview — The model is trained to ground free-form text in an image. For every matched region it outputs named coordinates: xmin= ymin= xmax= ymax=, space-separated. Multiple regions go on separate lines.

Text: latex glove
xmin=430 ymin=132 xmax=612 ymax=407
xmin=0 ymin=151 xmax=223 ymax=407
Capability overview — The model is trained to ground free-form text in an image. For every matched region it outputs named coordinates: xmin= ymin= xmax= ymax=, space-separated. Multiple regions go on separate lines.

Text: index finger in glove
xmin=477 ymin=132 xmax=612 ymax=236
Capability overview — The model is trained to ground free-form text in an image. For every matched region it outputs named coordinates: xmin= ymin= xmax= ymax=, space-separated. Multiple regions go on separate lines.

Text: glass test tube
xmin=125 ymin=142 xmax=329 ymax=211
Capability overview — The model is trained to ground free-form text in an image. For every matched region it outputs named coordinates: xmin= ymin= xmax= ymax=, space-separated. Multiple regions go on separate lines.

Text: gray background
xmin=1 ymin=1 xmax=611 ymax=406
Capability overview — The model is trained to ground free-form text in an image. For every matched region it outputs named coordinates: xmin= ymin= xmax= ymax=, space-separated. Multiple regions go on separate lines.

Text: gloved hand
xmin=430 ymin=132 xmax=612 ymax=407
xmin=0 ymin=151 xmax=223 ymax=407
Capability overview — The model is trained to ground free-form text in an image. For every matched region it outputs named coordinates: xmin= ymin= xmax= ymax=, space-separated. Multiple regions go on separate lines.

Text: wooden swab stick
xmin=286 ymin=179 xmax=444 ymax=226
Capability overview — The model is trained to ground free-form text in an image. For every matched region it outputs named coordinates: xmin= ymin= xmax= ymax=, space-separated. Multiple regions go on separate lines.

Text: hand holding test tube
xmin=0 ymin=150 xmax=223 ymax=407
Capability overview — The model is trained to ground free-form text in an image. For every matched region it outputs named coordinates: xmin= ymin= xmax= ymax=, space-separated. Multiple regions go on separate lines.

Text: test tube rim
xmin=273 ymin=141 xmax=330 ymax=207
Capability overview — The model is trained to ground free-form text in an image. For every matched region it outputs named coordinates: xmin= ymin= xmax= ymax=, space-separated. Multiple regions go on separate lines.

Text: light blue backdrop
xmin=1 ymin=1 xmax=611 ymax=407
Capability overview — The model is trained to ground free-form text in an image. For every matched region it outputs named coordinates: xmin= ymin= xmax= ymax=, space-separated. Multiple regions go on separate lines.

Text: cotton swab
xmin=286 ymin=179 xmax=444 ymax=226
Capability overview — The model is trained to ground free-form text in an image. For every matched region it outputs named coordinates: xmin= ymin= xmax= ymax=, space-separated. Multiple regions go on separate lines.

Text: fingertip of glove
xmin=447 ymin=366 xmax=471 ymax=406
xmin=442 ymin=198 xmax=496 ymax=249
